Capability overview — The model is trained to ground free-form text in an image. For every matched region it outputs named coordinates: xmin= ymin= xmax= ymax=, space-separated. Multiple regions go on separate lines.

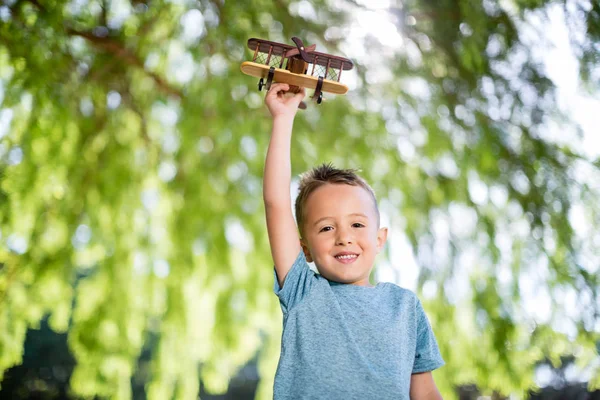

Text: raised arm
xmin=263 ymin=83 xmax=306 ymax=287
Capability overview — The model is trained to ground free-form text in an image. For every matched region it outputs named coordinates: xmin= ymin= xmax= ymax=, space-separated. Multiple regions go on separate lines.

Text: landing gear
xmin=265 ymin=66 xmax=275 ymax=91
xmin=259 ymin=67 xmax=276 ymax=92
xmin=313 ymin=76 xmax=324 ymax=104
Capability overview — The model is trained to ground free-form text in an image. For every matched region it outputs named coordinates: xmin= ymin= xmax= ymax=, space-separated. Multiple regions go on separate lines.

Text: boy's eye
xmin=319 ymin=226 xmax=333 ymax=232
xmin=352 ymin=223 xmax=365 ymax=228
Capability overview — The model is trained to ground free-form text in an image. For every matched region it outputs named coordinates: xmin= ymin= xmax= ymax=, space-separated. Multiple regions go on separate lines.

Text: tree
xmin=0 ymin=0 xmax=598 ymax=399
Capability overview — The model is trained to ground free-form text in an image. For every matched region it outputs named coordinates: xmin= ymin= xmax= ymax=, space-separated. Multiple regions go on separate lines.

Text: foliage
xmin=0 ymin=0 xmax=599 ymax=399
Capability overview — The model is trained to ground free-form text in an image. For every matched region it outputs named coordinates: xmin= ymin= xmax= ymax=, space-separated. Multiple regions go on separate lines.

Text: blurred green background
xmin=1 ymin=0 xmax=600 ymax=399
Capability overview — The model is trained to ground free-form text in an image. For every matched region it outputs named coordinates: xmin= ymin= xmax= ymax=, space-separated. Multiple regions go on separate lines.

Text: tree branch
xmin=101 ymin=0 xmax=109 ymax=27
xmin=66 ymin=28 xmax=182 ymax=98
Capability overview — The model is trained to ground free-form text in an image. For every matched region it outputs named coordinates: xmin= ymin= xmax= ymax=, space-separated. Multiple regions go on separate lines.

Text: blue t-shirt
xmin=273 ymin=251 xmax=444 ymax=400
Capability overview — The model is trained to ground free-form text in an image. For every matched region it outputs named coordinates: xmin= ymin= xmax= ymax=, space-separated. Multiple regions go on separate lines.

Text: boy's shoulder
xmin=377 ymin=282 xmax=420 ymax=305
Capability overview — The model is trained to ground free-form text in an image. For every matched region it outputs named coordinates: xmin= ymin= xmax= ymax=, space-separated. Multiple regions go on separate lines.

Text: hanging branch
xmin=66 ymin=28 xmax=183 ymax=98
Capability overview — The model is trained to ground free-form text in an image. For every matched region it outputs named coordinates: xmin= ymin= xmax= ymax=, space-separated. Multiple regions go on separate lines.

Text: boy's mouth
xmin=334 ymin=252 xmax=359 ymax=264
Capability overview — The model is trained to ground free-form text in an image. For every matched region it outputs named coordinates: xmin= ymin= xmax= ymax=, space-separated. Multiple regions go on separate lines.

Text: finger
xmin=265 ymin=83 xmax=280 ymax=96
xmin=265 ymin=85 xmax=286 ymax=103
xmin=294 ymin=87 xmax=306 ymax=100
xmin=290 ymin=87 xmax=306 ymax=105
xmin=270 ymin=83 xmax=290 ymax=94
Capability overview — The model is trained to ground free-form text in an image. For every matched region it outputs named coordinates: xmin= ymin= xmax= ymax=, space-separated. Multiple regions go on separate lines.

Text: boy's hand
xmin=265 ymin=83 xmax=306 ymax=119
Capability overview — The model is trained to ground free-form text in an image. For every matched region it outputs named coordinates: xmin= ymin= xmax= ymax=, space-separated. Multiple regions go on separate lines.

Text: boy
xmin=263 ymin=83 xmax=445 ymax=400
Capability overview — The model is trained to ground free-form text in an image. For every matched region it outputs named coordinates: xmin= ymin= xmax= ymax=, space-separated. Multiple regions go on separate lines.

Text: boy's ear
xmin=300 ymin=239 xmax=313 ymax=262
xmin=376 ymin=227 xmax=388 ymax=252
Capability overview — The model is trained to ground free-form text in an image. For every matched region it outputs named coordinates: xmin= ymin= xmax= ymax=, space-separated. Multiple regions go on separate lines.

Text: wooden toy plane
xmin=240 ymin=37 xmax=353 ymax=107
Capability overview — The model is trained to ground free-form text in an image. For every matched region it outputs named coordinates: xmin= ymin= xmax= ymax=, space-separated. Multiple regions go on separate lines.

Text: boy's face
xmin=300 ymin=183 xmax=388 ymax=286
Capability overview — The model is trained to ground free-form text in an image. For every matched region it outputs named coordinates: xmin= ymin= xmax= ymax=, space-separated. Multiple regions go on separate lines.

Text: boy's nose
xmin=336 ymin=229 xmax=353 ymax=245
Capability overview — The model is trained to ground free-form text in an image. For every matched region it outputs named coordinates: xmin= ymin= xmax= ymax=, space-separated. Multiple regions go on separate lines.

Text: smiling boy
xmin=296 ymin=174 xmax=384 ymax=286
xmin=263 ymin=83 xmax=444 ymax=400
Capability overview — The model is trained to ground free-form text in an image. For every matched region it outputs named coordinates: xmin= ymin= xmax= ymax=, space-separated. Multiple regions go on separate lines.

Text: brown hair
xmin=295 ymin=163 xmax=379 ymax=234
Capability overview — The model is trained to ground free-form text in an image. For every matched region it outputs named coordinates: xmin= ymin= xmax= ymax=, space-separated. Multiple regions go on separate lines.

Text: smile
xmin=334 ymin=254 xmax=358 ymax=263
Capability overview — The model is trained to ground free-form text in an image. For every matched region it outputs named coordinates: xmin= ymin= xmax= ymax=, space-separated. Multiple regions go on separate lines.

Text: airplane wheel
xmin=317 ymin=92 xmax=323 ymax=104
xmin=258 ymin=78 xmax=264 ymax=91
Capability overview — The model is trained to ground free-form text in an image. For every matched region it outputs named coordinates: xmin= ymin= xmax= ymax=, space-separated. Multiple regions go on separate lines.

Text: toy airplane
xmin=240 ymin=37 xmax=353 ymax=107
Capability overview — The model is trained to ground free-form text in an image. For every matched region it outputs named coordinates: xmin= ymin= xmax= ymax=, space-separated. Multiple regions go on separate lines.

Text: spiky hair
xmin=294 ymin=163 xmax=379 ymax=234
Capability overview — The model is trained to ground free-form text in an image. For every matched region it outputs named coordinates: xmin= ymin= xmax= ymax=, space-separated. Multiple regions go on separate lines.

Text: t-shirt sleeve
xmin=412 ymin=299 xmax=445 ymax=374
xmin=273 ymin=250 xmax=317 ymax=314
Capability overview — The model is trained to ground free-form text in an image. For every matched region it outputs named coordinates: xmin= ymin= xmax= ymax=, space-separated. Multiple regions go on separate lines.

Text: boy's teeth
xmin=336 ymin=254 xmax=357 ymax=260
